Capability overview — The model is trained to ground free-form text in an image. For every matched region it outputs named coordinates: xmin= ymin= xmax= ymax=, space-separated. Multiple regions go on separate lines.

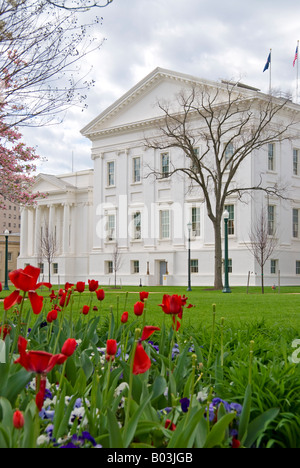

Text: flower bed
xmin=0 ymin=265 xmax=295 ymax=448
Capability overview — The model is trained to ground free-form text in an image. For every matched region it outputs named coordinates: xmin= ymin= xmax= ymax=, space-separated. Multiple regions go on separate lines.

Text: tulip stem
xmin=0 ymin=309 xmax=7 ymax=341
xmin=11 ymin=291 xmax=26 ymax=358
xmin=124 ymin=328 xmax=140 ymax=434
xmin=220 ymin=317 xmax=225 ymax=367
xmin=207 ymin=304 xmax=216 ymax=368
xmin=103 ymin=357 xmax=112 ymax=407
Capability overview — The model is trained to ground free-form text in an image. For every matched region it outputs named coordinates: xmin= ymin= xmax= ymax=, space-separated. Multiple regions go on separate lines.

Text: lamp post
xmin=222 ymin=210 xmax=231 ymax=293
xmin=187 ymin=221 xmax=192 ymax=291
xmin=4 ymin=229 xmax=9 ymax=291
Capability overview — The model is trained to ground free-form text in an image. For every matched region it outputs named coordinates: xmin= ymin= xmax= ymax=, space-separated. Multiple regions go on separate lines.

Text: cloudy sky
xmin=23 ymin=0 xmax=300 ymax=176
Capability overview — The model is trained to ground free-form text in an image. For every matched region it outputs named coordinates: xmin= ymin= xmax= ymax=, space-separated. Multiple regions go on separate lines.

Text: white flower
xmin=197 ymin=387 xmax=209 ymax=402
xmin=114 ymin=382 xmax=129 ymax=397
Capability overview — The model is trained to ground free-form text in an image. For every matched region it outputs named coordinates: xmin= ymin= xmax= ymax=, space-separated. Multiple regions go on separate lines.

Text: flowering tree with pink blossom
xmin=0 ymin=74 xmax=42 ymax=207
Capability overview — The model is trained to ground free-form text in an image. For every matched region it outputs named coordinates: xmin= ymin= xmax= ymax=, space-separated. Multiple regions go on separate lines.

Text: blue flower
xmin=229 ymin=403 xmax=243 ymax=415
xmin=180 ymin=397 xmax=190 ymax=413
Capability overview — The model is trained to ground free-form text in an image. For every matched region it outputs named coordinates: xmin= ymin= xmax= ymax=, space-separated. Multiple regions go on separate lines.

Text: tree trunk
xmin=261 ymin=264 xmax=264 ymax=294
xmin=213 ymin=218 xmax=223 ymax=290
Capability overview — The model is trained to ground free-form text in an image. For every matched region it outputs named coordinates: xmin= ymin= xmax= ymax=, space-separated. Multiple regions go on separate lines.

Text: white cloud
xmin=20 ymin=0 xmax=300 ymax=175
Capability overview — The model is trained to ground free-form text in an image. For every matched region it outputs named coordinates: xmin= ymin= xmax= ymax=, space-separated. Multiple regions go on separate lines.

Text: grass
xmin=2 ymin=284 xmax=300 ymax=333
xmin=2 ymin=283 xmax=300 ymax=447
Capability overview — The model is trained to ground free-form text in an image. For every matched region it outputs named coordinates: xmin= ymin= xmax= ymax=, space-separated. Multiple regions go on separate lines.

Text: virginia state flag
xmin=263 ymin=52 xmax=271 ymax=72
xmin=293 ymin=45 xmax=298 ymax=67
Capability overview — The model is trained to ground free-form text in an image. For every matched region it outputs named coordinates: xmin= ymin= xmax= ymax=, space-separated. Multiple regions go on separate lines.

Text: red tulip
xmin=134 ymin=301 xmax=144 ymax=316
xmin=28 ymin=291 xmax=44 ymax=315
xmin=141 ymin=326 xmax=160 ymax=341
xmin=82 ymin=305 xmax=90 ymax=315
xmin=46 ymin=309 xmax=58 ymax=323
xmin=106 ymin=339 xmax=117 ymax=361
xmin=165 ymin=419 xmax=176 ymax=431
xmin=14 ymin=336 xmax=67 ymax=374
xmin=139 ymin=291 xmax=149 ymax=302
xmin=49 ymin=290 xmax=57 ymax=302
xmin=13 ymin=410 xmax=25 ymax=429
xmin=133 ymin=342 xmax=151 ymax=374
xmin=158 ymin=294 xmax=183 ymax=315
xmin=75 ymin=281 xmax=85 ymax=293
xmin=231 ymin=436 xmax=241 ymax=448
xmin=96 ymin=289 xmax=105 ymax=301
xmin=36 ymin=377 xmax=46 ymax=411
xmin=61 ymin=338 xmax=77 ymax=357
xmin=132 ymin=326 xmax=160 ymax=375
xmin=0 ymin=325 xmax=11 ymax=340
xmin=88 ymin=279 xmax=98 ymax=292
xmin=59 ymin=290 xmax=72 ymax=308
xmin=0 ymin=282 xmax=2 ymax=293
xmin=4 ymin=265 xmax=51 ymax=314
xmin=121 ymin=311 xmax=128 ymax=323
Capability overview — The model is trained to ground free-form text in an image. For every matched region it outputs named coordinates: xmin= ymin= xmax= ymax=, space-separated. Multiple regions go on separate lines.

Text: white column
xmin=20 ymin=207 xmax=28 ymax=257
xmin=62 ymin=203 xmax=70 ymax=254
xmin=34 ymin=206 xmax=41 ymax=256
xmin=48 ymin=204 xmax=55 ymax=233
xmin=27 ymin=208 xmax=34 ymax=256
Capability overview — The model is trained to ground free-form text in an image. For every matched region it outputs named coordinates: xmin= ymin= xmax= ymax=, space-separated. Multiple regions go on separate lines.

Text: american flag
xmin=293 ymin=45 xmax=298 ymax=67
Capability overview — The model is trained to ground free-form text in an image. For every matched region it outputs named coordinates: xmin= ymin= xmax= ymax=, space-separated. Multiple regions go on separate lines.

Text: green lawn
xmin=94 ymin=285 xmax=300 ymax=330
xmin=2 ymin=284 xmax=300 ymax=334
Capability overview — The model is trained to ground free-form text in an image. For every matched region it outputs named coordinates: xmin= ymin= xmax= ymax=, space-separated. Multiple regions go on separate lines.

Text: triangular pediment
xmin=33 ymin=173 xmax=76 ymax=194
xmin=81 ymin=68 xmax=219 ymax=139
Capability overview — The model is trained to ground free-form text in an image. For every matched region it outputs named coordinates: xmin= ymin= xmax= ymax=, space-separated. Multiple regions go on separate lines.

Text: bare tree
xmin=246 ymin=207 xmax=278 ymax=294
xmin=111 ymin=242 xmax=122 ymax=289
xmin=0 ymin=0 xmax=113 ymax=128
xmin=146 ymin=81 xmax=296 ymax=289
xmin=39 ymin=222 xmax=59 ymax=283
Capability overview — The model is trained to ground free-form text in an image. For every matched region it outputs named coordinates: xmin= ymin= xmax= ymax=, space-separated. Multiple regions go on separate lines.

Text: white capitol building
xmin=18 ymin=68 xmax=300 ymax=288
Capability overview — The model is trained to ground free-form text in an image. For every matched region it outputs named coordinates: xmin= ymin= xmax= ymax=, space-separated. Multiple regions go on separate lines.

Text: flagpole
xmin=269 ymin=48 xmax=272 ymax=95
xmin=296 ymin=41 xmax=299 ymax=103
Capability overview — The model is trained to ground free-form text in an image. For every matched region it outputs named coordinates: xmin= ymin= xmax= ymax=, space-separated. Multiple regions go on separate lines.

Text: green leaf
xmin=3 ymin=370 xmax=33 ymax=406
xmin=80 ymin=350 xmax=94 ymax=381
xmin=167 ymin=405 xmax=206 ymax=448
xmin=203 ymin=412 xmax=236 ymax=448
xmin=56 ymin=394 xmax=79 ymax=440
xmin=173 ymin=344 xmax=189 ymax=385
xmin=107 ymin=408 xmax=124 ymax=448
xmin=52 ymin=386 xmax=67 ymax=440
xmin=22 ymin=403 xmax=36 ymax=449
xmin=238 ymin=383 xmax=252 ymax=444
xmin=123 ymin=394 xmax=152 ymax=448
xmin=151 ymin=375 xmax=167 ymax=402
xmin=0 ymin=397 xmax=13 ymax=448
xmin=0 ymin=425 xmax=11 ymax=448
xmin=244 ymin=408 xmax=280 ymax=448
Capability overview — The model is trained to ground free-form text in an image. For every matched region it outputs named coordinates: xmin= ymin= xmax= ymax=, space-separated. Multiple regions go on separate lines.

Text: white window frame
xmin=132 ymin=260 xmax=140 ymax=274
xmin=270 ymin=259 xmax=278 ymax=274
xmin=224 ymin=142 xmax=234 ymax=164
xmin=191 ymin=206 xmax=201 ymax=237
xmin=133 ymin=157 xmax=141 ymax=183
xmin=133 ymin=211 xmax=141 ymax=240
xmin=107 ymin=161 xmax=115 ymax=186
xmin=293 ymin=208 xmax=299 ymax=238
xmin=107 ymin=213 xmax=116 ymax=241
xmin=190 ymin=259 xmax=199 ymax=273
xmin=268 ymin=205 xmax=276 ymax=236
xmin=161 ymin=152 xmax=170 ymax=178
xmin=160 ymin=210 xmax=170 ymax=239
xmin=293 ymin=148 xmax=300 ymax=176
xmin=268 ymin=143 xmax=275 ymax=171
xmin=224 ymin=204 xmax=235 ymax=236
